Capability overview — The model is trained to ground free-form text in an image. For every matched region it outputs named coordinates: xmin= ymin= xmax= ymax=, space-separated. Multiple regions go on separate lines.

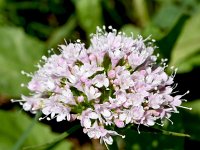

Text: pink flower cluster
xmin=17 ymin=26 xmax=190 ymax=146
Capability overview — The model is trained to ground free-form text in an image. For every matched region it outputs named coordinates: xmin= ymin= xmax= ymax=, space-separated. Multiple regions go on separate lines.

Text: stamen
xmin=171 ymin=90 xmax=179 ymax=94
xmin=177 ymin=105 xmax=192 ymax=110
xmin=39 ymin=115 xmax=49 ymax=121
xmin=35 ymin=64 xmax=41 ymax=69
xmin=172 ymin=83 xmax=178 ymax=90
xmin=165 ymin=117 xmax=173 ymax=125
xmin=10 ymin=99 xmax=26 ymax=102
xmin=137 ymin=124 xmax=141 ymax=134
xmin=183 ymin=90 xmax=190 ymax=96
xmin=108 ymin=26 xmax=112 ymax=30
xmin=156 ymin=122 xmax=164 ymax=126
xmin=104 ymin=141 xmax=109 ymax=150
xmin=103 ymin=25 xmax=106 ymax=30
xmin=42 ymin=55 xmax=47 ymax=61
xmin=21 ymin=70 xmax=33 ymax=77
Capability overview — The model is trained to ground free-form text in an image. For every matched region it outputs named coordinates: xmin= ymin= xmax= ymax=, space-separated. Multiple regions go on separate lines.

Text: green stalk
xmin=132 ymin=0 xmax=149 ymax=27
xmin=131 ymin=125 xmax=190 ymax=138
xmin=159 ymin=129 xmax=190 ymax=138
xmin=12 ymin=112 xmax=42 ymax=150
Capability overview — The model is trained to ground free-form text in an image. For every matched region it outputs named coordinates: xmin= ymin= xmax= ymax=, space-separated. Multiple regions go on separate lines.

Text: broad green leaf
xmin=181 ymin=100 xmax=200 ymax=141
xmin=170 ymin=12 xmax=200 ymax=73
xmin=152 ymin=1 xmax=191 ymax=59
xmin=175 ymin=53 xmax=200 ymax=73
xmin=120 ymin=24 xmax=141 ymax=36
xmin=143 ymin=0 xmax=184 ymax=40
xmin=156 ymin=14 xmax=189 ymax=59
xmin=153 ymin=3 xmax=183 ymax=32
xmin=183 ymin=100 xmax=200 ymax=114
xmin=47 ymin=15 xmax=77 ymax=48
xmin=0 ymin=109 xmax=72 ymax=150
xmin=142 ymin=23 xmax=165 ymax=40
xmin=143 ymin=1 xmax=183 ymax=40
xmin=0 ymin=26 xmax=45 ymax=97
xmin=0 ymin=0 xmax=5 ymax=8
xmin=75 ymin=0 xmax=103 ymax=38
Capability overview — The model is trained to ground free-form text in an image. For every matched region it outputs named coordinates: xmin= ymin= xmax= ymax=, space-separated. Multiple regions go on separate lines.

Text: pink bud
xmin=108 ymin=70 xmax=115 ymax=79
xmin=77 ymin=96 xmax=84 ymax=103
xmin=89 ymin=54 xmax=96 ymax=61
xmin=114 ymin=119 xmax=125 ymax=128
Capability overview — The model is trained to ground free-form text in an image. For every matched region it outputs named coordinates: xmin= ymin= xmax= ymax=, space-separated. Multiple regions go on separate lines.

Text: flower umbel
xmin=14 ymin=26 xmax=191 ymax=146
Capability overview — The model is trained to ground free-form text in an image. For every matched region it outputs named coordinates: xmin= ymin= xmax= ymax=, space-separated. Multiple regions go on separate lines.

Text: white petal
xmin=90 ymin=112 xmax=99 ymax=119
xmin=56 ymin=114 xmax=66 ymax=122
xmin=126 ymin=116 xmax=131 ymax=124
xmin=42 ymin=107 xmax=51 ymax=115
xmin=102 ymin=109 xmax=111 ymax=118
xmin=103 ymin=135 xmax=113 ymax=145
xmin=83 ymin=118 xmax=91 ymax=128
xmin=119 ymin=113 xmax=126 ymax=121
xmin=68 ymin=75 xmax=77 ymax=83
xmin=47 ymin=80 xmax=55 ymax=90
xmin=23 ymin=103 xmax=31 ymax=111
xmin=90 ymin=86 xmax=96 ymax=95
xmin=95 ymin=82 xmax=103 ymax=88
xmin=51 ymin=112 xmax=56 ymax=118
xmin=104 ymin=78 xmax=109 ymax=87
xmin=87 ymin=130 xmax=95 ymax=138
xmin=95 ymin=92 xmax=101 ymax=98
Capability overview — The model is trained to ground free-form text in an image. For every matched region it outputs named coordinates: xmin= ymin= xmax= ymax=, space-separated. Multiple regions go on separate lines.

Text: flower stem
xmin=132 ymin=0 xmax=149 ymax=27
xmin=131 ymin=125 xmax=190 ymax=138
xmin=160 ymin=129 xmax=190 ymax=138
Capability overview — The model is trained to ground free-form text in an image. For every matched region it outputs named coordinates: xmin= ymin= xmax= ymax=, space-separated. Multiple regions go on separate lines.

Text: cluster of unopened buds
xmin=14 ymin=26 xmax=191 ymax=146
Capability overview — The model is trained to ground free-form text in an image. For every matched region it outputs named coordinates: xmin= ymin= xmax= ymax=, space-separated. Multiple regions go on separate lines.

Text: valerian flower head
xmin=13 ymin=26 xmax=191 ymax=146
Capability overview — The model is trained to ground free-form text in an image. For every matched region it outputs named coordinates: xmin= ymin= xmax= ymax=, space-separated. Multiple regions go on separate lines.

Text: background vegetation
xmin=0 ymin=0 xmax=200 ymax=149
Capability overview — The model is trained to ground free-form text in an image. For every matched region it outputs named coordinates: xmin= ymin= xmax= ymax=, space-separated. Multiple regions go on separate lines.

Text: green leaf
xmin=0 ymin=26 xmax=45 ymax=97
xmin=23 ymin=125 xmax=80 ymax=150
xmin=120 ymin=24 xmax=141 ymax=36
xmin=183 ymin=100 xmax=200 ymax=114
xmin=47 ymin=15 xmax=77 ymax=48
xmin=147 ymin=0 xmax=195 ymax=42
xmin=0 ymin=0 xmax=5 ymax=8
xmin=12 ymin=112 xmax=42 ymax=150
xmin=156 ymin=14 xmax=189 ymax=59
xmin=143 ymin=3 xmax=184 ymax=41
xmin=169 ymin=12 xmax=200 ymax=73
xmin=153 ymin=3 xmax=183 ymax=32
xmin=142 ymin=23 xmax=165 ymax=40
xmin=75 ymin=0 xmax=103 ymax=38
xmin=181 ymin=100 xmax=200 ymax=141
xmin=0 ymin=109 xmax=72 ymax=150
xmin=174 ymin=53 xmax=200 ymax=73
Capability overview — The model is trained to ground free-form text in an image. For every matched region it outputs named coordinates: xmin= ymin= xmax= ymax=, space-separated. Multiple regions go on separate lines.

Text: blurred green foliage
xmin=0 ymin=109 xmax=72 ymax=150
xmin=0 ymin=0 xmax=200 ymax=149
